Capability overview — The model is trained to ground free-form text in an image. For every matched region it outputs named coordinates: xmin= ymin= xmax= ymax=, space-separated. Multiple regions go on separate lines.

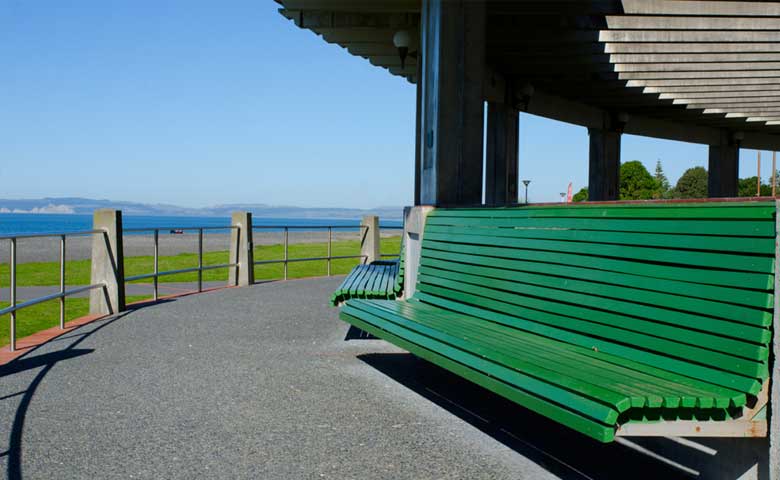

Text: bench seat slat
xmin=421 ymin=257 xmax=772 ymax=330
xmin=426 ymin=215 xmax=774 ymax=237
xmin=418 ymin=280 xmax=766 ymax=391
xmin=386 ymin=299 xmax=733 ymax=409
xmin=425 ymin=224 xmax=775 ymax=254
xmin=429 ymin=204 xmax=776 ymax=220
xmin=421 ymin=247 xmax=772 ymax=310
xmin=341 ymin=312 xmax=617 ymax=442
xmin=423 ymin=239 xmax=772 ymax=291
xmin=413 ymin=293 xmax=745 ymax=408
xmin=385 ymin=301 xmax=717 ymax=409
xmin=344 ymin=302 xmax=624 ymax=424
xmin=329 ymin=260 xmax=401 ymax=306
xmin=418 ymin=271 xmax=769 ymax=367
xmin=424 ymin=232 xmax=774 ymax=274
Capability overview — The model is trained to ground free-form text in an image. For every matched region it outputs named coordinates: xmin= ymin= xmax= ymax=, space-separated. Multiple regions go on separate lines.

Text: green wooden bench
xmin=330 ymin=243 xmax=405 ymax=306
xmin=338 ymin=202 xmax=775 ymax=443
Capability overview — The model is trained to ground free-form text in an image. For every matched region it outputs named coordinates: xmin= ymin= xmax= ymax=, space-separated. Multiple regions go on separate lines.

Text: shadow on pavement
xmin=2 ymin=312 xmax=129 ymax=480
xmin=358 ymin=352 xmax=698 ymax=480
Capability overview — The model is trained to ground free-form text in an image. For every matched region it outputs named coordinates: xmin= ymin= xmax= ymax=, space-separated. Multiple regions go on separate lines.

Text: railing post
xmin=197 ymin=228 xmax=203 ymax=292
xmin=9 ymin=238 xmax=16 ymax=352
xmin=228 ymin=212 xmax=254 ymax=287
xmin=360 ymin=215 xmax=380 ymax=264
xmin=59 ymin=235 xmax=65 ymax=329
xmin=327 ymin=227 xmax=332 ymax=276
xmin=89 ymin=209 xmax=126 ymax=315
xmin=153 ymin=229 xmax=159 ymax=301
xmin=283 ymin=227 xmax=289 ymax=280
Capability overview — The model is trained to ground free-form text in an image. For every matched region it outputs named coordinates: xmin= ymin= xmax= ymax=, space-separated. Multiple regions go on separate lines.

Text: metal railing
xmin=0 ymin=230 xmax=108 ymax=352
xmin=1 ymin=219 xmax=402 ymax=352
xmin=252 ymin=225 xmax=403 ymax=280
xmin=123 ymin=226 xmax=238 ymax=300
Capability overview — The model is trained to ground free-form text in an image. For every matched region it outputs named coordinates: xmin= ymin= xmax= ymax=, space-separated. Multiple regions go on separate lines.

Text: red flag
xmin=566 ymin=182 xmax=573 ymax=203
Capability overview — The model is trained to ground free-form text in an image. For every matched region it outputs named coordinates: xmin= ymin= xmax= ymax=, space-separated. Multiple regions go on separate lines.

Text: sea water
xmin=0 ymin=213 xmax=402 ymax=236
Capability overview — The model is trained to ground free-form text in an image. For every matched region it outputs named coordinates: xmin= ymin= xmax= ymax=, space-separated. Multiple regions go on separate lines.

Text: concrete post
xmin=708 ymin=142 xmax=740 ymax=198
xmin=228 ymin=212 xmax=254 ymax=287
xmin=418 ymin=0 xmax=486 ymax=206
xmin=360 ymin=215 xmax=380 ymax=264
xmin=588 ymin=128 xmax=621 ymax=201
xmin=89 ymin=209 xmax=125 ymax=315
xmin=486 ymin=96 xmax=520 ymax=205
xmin=402 ymin=206 xmax=434 ymax=299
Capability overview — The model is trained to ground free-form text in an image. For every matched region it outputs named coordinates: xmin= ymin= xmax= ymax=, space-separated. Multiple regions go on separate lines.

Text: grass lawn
xmin=0 ymin=237 xmax=402 ymax=287
xmin=0 ymin=237 xmax=401 ymax=348
xmin=0 ymin=295 xmax=147 ymax=348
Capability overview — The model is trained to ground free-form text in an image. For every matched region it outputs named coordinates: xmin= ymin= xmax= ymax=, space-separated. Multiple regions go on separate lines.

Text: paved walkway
xmin=0 ymin=278 xmax=747 ymax=479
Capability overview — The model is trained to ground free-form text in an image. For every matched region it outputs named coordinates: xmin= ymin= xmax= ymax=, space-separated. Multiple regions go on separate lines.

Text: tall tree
xmin=738 ymin=177 xmax=773 ymax=197
xmin=619 ymin=161 xmax=656 ymax=200
xmin=654 ymin=160 xmax=670 ymax=198
xmin=672 ymin=167 xmax=708 ymax=199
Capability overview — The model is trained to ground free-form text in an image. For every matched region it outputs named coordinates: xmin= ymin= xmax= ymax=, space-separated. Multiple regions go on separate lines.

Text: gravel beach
xmin=0 ymin=230 xmax=401 ymax=263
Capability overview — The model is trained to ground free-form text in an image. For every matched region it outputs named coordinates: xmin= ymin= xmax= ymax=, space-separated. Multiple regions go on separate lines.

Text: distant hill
xmin=0 ymin=197 xmax=404 ymax=220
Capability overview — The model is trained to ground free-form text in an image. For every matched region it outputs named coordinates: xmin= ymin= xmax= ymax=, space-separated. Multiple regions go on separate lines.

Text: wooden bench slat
xmin=421 ymin=258 xmax=771 ymax=331
xmin=418 ymin=267 xmax=770 ymax=353
xmin=425 ymin=223 xmax=775 ymax=255
xmin=342 ymin=311 xmax=617 ymax=442
xmin=424 ymin=232 xmax=774 ymax=274
xmin=429 ymin=203 xmax=776 ymax=220
xmin=426 ymin=216 xmax=774 ymax=237
xmin=344 ymin=302 xmax=624 ymax=424
xmin=420 ymin=262 xmax=771 ymax=344
xmin=421 ymin=286 xmax=768 ymax=393
xmin=411 ymin=293 xmax=744 ymax=409
xmin=423 ymin=239 xmax=773 ymax=291
xmin=421 ymin=246 xmax=772 ymax=310
xmin=387 ymin=300 xmax=728 ymax=409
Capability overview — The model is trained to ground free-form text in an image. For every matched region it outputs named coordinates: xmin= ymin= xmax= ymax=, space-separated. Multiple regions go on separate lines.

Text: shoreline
xmin=0 ymin=231 xmax=401 ymax=263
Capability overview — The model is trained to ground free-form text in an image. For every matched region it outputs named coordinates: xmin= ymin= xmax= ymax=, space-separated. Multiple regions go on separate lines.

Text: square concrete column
xmin=708 ymin=143 xmax=740 ymax=198
xmin=402 ymin=206 xmax=434 ymax=299
xmin=229 ymin=212 xmax=254 ymax=287
xmin=588 ymin=128 xmax=621 ymax=201
xmin=418 ymin=0 xmax=485 ymax=206
xmin=89 ymin=209 xmax=125 ymax=315
xmin=486 ymin=98 xmax=519 ymax=205
xmin=360 ymin=215 xmax=380 ymax=264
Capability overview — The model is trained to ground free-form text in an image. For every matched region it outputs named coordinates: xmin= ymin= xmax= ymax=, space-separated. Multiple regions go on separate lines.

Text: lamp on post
xmin=522 ymin=180 xmax=531 ymax=204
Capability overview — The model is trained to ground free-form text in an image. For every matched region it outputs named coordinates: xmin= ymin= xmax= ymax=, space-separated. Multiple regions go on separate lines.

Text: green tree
xmin=654 ymin=160 xmax=670 ymax=198
xmin=738 ymin=177 xmax=773 ymax=197
xmin=572 ymin=187 xmax=588 ymax=202
xmin=672 ymin=167 xmax=708 ymax=199
xmin=619 ymin=161 xmax=656 ymax=200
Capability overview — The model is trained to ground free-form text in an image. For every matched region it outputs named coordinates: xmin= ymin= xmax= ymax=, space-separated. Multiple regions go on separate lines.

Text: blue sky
xmin=0 ymin=1 xmax=771 ymax=207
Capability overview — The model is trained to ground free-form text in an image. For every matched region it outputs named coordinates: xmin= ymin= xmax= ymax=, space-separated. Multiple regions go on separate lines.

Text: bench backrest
xmin=415 ymin=202 xmax=775 ymax=397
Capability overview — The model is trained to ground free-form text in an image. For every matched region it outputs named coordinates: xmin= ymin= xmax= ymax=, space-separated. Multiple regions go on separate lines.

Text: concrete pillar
xmin=89 ymin=209 xmax=125 ymax=315
xmin=418 ymin=0 xmax=485 ymax=206
xmin=402 ymin=206 xmax=434 ymax=300
xmin=588 ymin=128 xmax=621 ymax=201
xmin=486 ymin=99 xmax=519 ymax=205
xmin=708 ymin=143 xmax=740 ymax=198
xmin=360 ymin=215 xmax=380 ymax=264
xmin=414 ymin=60 xmax=422 ymax=206
xmin=228 ymin=212 xmax=254 ymax=287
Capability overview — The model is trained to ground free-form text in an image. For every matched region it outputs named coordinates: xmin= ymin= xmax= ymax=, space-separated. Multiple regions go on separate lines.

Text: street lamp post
xmin=522 ymin=180 xmax=531 ymax=204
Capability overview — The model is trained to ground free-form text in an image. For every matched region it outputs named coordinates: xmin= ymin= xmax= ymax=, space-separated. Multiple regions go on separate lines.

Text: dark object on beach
xmin=169 ymin=229 xmax=184 ymax=234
